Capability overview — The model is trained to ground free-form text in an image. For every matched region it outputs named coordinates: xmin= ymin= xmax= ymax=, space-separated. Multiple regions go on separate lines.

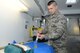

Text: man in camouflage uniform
xmin=43 ymin=0 xmax=67 ymax=53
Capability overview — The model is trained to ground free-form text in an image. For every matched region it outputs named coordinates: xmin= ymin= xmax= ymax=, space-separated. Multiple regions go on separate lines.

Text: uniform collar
xmin=50 ymin=11 xmax=60 ymax=19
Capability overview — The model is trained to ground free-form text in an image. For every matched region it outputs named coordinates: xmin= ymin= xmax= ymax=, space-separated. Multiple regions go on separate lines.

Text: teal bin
xmin=4 ymin=44 xmax=33 ymax=53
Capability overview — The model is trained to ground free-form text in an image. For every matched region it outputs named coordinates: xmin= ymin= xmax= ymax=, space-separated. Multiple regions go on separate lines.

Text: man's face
xmin=48 ymin=3 xmax=57 ymax=15
xmin=37 ymin=30 xmax=45 ymax=39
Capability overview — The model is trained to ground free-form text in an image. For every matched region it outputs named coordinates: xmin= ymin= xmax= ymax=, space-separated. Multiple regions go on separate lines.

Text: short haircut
xmin=47 ymin=0 xmax=57 ymax=6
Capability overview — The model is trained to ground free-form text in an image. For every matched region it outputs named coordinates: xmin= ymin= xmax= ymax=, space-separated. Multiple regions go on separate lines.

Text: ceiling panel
xmin=55 ymin=0 xmax=80 ymax=10
xmin=20 ymin=0 xmax=42 ymax=17
xmin=21 ymin=0 xmax=80 ymax=17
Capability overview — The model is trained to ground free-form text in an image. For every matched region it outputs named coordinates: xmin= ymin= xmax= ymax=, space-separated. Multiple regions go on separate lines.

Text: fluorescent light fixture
xmin=66 ymin=0 xmax=77 ymax=4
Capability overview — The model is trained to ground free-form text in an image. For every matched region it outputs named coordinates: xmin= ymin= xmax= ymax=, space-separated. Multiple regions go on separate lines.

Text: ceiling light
xmin=66 ymin=0 xmax=77 ymax=4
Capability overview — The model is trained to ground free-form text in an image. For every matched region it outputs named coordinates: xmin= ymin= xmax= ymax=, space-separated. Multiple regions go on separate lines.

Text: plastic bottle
xmin=12 ymin=40 xmax=17 ymax=44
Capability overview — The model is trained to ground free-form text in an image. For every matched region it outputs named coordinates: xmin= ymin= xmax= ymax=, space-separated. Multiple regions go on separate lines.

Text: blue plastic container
xmin=24 ymin=42 xmax=55 ymax=53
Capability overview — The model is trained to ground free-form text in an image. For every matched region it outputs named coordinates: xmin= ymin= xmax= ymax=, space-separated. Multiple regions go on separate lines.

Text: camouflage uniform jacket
xmin=45 ymin=11 xmax=67 ymax=48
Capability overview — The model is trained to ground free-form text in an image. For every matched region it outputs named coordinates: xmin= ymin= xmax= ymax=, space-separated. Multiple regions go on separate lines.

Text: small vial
xmin=34 ymin=41 xmax=37 ymax=48
xmin=34 ymin=36 xmax=38 ymax=48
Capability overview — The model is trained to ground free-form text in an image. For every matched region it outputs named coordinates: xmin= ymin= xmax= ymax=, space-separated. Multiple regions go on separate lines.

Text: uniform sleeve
xmin=50 ymin=16 xmax=67 ymax=40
